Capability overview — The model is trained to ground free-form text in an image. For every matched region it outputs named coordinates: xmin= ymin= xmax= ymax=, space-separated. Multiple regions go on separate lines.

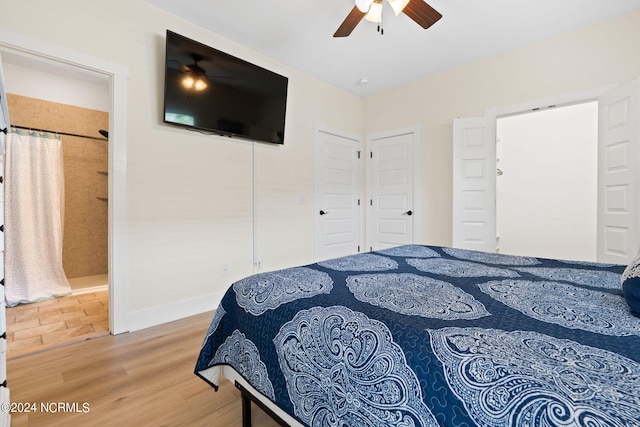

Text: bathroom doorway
xmin=1 ymin=52 xmax=111 ymax=357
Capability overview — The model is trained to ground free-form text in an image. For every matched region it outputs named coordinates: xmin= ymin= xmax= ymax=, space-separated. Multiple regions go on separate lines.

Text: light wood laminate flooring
xmin=7 ymin=311 xmax=281 ymax=427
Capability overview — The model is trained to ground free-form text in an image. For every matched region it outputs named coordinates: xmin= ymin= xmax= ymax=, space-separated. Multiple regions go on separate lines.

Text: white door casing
xmin=452 ymin=83 xmax=640 ymax=262
xmin=495 ymin=103 xmax=598 ymax=261
xmin=597 ymin=78 xmax=640 ymax=263
xmin=366 ymin=128 xmax=421 ymax=251
xmin=0 ymin=28 xmax=129 ymax=334
xmin=452 ymin=117 xmax=496 ymax=252
xmin=314 ymin=128 xmax=363 ymax=261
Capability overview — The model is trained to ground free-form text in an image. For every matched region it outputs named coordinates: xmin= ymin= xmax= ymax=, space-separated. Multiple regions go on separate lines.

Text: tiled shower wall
xmin=6 ymin=94 xmax=108 ymax=279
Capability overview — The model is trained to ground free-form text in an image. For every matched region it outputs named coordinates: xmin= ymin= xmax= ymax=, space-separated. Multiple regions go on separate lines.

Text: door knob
xmin=403 ymin=210 xmax=413 ymax=216
xmin=319 ymin=210 xmax=328 ymax=215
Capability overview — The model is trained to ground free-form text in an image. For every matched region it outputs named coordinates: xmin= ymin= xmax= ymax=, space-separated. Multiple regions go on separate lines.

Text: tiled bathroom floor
xmin=6 ymin=290 xmax=109 ymax=359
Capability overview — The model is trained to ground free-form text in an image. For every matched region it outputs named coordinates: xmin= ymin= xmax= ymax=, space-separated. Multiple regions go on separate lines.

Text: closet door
xmin=365 ymin=127 xmax=421 ymax=252
xmin=597 ymin=78 xmax=640 ymax=264
xmin=452 ymin=117 xmax=496 ymax=252
xmin=314 ymin=128 xmax=363 ymax=261
xmin=367 ymin=131 xmax=417 ymax=250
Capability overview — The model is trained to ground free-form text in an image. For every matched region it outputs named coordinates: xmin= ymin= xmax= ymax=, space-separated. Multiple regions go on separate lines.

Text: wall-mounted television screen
xmin=163 ymin=30 xmax=288 ymax=144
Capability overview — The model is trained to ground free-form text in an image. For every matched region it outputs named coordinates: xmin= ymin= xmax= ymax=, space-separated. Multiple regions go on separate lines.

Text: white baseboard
xmin=126 ymin=291 xmax=225 ymax=332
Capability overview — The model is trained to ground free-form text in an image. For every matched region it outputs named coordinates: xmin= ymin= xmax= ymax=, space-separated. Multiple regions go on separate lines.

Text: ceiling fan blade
xmin=402 ymin=0 xmax=442 ymax=29
xmin=334 ymin=5 xmax=366 ymax=37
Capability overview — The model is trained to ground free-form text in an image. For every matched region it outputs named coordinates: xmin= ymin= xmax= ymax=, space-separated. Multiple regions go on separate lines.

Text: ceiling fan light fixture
xmin=388 ymin=0 xmax=410 ymax=16
xmin=364 ymin=0 xmax=383 ymax=23
xmin=355 ymin=0 xmax=374 ymax=13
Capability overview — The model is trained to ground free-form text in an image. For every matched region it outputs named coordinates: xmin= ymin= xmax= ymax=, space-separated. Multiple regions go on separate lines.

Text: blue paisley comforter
xmin=195 ymin=245 xmax=640 ymax=426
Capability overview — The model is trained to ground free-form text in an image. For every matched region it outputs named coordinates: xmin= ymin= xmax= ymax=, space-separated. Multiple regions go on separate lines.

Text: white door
xmin=452 ymin=117 xmax=496 ymax=252
xmin=597 ymin=78 xmax=640 ymax=264
xmin=314 ymin=129 xmax=363 ymax=261
xmin=367 ymin=130 xmax=419 ymax=251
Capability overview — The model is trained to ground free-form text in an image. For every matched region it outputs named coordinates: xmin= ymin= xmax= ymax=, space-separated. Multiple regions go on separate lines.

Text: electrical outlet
xmin=221 ymin=264 xmax=229 ymax=277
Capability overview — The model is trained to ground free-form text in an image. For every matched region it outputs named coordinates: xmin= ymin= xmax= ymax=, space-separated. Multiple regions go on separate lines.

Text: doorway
xmin=1 ymin=56 xmax=111 ymax=357
xmin=0 ymin=27 xmax=129 ymax=336
xmin=453 ymin=80 xmax=640 ymax=263
xmin=496 ymin=101 xmax=598 ymax=261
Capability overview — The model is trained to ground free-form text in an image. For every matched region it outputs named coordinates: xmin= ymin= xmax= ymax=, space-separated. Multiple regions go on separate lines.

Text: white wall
xmin=364 ymin=9 xmax=640 ymax=247
xmin=496 ymin=102 xmax=598 ymax=261
xmin=0 ymin=0 xmax=363 ymax=330
xmin=2 ymin=61 xmax=109 ymax=112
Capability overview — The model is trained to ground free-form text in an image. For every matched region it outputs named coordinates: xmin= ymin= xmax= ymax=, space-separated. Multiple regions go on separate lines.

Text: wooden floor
xmin=6 ymin=291 xmax=109 ymax=358
xmin=7 ymin=311 xmax=283 ymax=427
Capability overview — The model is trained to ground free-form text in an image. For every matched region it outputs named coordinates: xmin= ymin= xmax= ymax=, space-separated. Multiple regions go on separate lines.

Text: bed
xmin=195 ymin=244 xmax=640 ymax=426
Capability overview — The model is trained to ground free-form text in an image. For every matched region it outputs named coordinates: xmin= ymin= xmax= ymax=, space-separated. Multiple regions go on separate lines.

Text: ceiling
xmin=146 ymin=0 xmax=640 ymax=97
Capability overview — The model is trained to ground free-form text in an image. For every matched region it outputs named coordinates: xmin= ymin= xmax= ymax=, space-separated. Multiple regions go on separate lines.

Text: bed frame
xmin=222 ymin=365 xmax=302 ymax=427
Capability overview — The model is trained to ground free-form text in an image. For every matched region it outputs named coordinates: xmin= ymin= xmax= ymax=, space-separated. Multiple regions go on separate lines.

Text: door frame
xmin=365 ymin=126 xmax=422 ymax=250
xmin=495 ymin=101 xmax=599 ymax=260
xmin=313 ymin=125 xmax=365 ymax=261
xmin=452 ymin=85 xmax=618 ymax=255
xmin=486 ymin=86 xmax=616 ymax=120
xmin=0 ymin=28 xmax=129 ymax=334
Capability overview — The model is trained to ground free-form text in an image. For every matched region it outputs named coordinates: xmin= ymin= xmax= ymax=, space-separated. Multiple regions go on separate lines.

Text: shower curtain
xmin=4 ymin=129 xmax=71 ymax=306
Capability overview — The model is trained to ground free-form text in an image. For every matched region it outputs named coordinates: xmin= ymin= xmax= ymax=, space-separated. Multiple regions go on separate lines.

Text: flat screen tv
xmin=163 ymin=30 xmax=288 ymax=144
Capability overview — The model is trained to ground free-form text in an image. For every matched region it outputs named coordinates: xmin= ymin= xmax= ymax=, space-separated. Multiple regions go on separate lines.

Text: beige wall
xmin=0 ymin=0 xmax=363 ymax=320
xmin=7 ymin=94 xmax=109 ymax=279
xmin=363 ymin=9 xmax=640 ymax=247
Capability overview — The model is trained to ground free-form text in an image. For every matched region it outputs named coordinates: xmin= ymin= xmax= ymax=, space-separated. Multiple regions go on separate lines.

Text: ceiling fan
xmin=334 ymin=0 xmax=442 ymax=37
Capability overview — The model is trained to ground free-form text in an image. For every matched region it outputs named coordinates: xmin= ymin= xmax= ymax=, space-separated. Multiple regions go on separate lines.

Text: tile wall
xmin=6 ymin=94 xmax=108 ymax=279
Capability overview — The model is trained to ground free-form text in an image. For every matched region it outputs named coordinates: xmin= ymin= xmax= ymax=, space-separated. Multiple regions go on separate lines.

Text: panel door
xmin=597 ymin=78 xmax=640 ymax=263
xmin=452 ymin=117 xmax=496 ymax=252
xmin=314 ymin=129 xmax=363 ymax=261
xmin=367 ymin=132 xmax=415 ymax=251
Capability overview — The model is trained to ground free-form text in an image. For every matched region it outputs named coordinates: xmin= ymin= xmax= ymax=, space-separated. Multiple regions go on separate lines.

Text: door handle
xmin=319 ymin=210 xmax=328 ymax=215
xmin=403 ymin=210 xmax=413 ymax=216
